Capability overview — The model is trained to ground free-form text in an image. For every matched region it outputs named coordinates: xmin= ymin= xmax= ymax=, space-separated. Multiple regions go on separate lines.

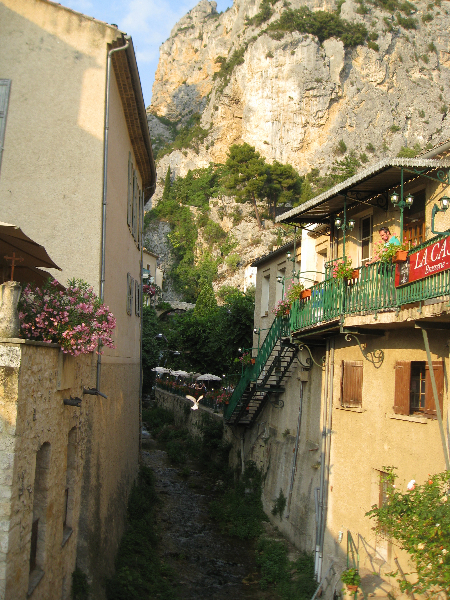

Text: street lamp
xmin=390 ymin=190 xmax=414 ymax=243
xmin=431 ymin=195 xmax=450 ymax=235
xmin=333 ymin=198 xmax=355 ymax=258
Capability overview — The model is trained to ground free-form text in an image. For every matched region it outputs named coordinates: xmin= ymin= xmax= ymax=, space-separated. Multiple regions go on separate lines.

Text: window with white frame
xmin=261 ymin=273 xmax=270 ymax=316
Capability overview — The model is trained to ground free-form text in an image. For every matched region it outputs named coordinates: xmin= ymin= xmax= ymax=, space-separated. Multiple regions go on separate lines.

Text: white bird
xmin=186 ymin=395 xmax=203 ymax=410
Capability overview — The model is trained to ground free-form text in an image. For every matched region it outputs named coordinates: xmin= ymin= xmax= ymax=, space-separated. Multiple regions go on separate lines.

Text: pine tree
xmin=162 ymin=167 xmax=171 ymax=201
xmin=194 ymin=277 xmax=217 ymax=317
xmin=224 ymin=143 xmax=268 ymax=229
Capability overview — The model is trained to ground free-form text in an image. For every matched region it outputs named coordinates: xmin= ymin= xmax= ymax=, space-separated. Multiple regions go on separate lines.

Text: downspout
xmin=97 ymin=39 xmax=130 ymax=392
xmin=315 ymin=338 xmax=330 ymax=579
xmin=420 ymin=328 xmax=450 ymax=470
xmin=315 ymin=337 xmax=335 ymax=582
xmin=285 ymin=380 xmax=304 ymax=518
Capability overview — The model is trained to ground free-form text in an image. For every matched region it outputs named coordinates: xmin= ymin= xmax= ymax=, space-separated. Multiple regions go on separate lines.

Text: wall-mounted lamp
xmin=431 ymin=195 xmax=450 ymax=235
xmin=390 ymin=188 xmax=414 ymax=243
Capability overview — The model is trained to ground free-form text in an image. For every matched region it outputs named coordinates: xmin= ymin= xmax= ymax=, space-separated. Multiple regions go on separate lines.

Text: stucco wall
xmin=0 ymin=340 xmax=94 ymax=600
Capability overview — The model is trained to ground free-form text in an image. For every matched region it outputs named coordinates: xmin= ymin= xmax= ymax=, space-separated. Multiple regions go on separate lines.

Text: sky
xmin=63 ymin=0 xmax=233 ymax=107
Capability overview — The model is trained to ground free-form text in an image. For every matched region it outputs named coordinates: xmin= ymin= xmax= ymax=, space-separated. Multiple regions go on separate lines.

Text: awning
xmin=276 ymin=158 xmax=450 ymax=224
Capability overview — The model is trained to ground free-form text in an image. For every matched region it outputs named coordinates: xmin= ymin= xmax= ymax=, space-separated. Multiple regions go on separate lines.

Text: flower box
xmin=251 ymin=358 xmax=255 ymax=365
xmin=393 ymin=249 xmax=408 ymax=263
xmin=300 ymin=289 xmax=311 ymax=300
xmin=351 ymin=269 xmax=359 ymax=279
xmin=346 ymin=584 xmax=358 ymax=592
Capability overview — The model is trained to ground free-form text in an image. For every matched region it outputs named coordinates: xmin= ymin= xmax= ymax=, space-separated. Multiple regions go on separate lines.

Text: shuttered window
xmin=394 ymin=361 xmax=411 ymax=415
xmin=424 ymin=360 xmax=444 ymax=417
xmin=394 ymin=360 xmax=444 ymax=417
xmin=126 ymin=273 xmax=134 ymax=316
xmin=0 ymin=79 xmax=11 ymax=174
xmin=134 ymin=279 xmax=141 ymax=317
xmin=341 ymin=360 xmax=363 ymax=407
xmin=132 ymin=170 xmax=139 ymax=241
xmin=127 ymin=152 xmax=133 ymax=228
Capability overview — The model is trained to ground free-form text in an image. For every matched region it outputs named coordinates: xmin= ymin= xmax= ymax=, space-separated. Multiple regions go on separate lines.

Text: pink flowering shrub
xmin=332 ymin=258 xmax=353 ymax=279
xmin=143 ymin=284 xmax=156 ymax=297
xmin=272 ymin=280 xmax=304 ymax=317
xmin=18 ymin=278 xmax=116 ymax=356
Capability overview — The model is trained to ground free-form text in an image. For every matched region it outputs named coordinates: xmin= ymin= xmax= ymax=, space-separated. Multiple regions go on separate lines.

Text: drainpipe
xmin=315 ymin=337 xmax=335 ymax=581
xmin=96 ymin=39 xmax=130 ymax=392
xmin=285 ymin=380 xmax=304 ymax=518
xmin=420 ymin=327 xmax=450 ymax=470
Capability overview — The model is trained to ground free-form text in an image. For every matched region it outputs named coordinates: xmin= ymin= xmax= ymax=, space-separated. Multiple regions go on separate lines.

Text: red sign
xmin=395 ymin=234 xmax=450 ymax=286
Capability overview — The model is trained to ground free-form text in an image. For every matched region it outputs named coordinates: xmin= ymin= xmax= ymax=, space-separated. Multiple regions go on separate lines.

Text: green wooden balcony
xmin=291 ymin=234 xmax=450 ymax=335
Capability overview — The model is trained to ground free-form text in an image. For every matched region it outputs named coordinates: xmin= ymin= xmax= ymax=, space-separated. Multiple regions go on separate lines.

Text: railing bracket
xmin=296 ymin=343 xmax=325 ymax=369
xmin=343 ymin=332 xmax=384 ymax=368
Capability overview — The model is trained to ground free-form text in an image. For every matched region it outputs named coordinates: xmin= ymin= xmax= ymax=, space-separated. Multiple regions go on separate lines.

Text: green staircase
xmin=224 ymin=316 xmax=298 ymax=427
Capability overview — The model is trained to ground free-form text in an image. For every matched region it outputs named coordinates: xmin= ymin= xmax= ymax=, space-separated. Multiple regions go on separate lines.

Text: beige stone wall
xmin=0 ymin=0 xmax=121 ymax=291
xmin=0 ymin=340 xmax=94 ymax=600
xmin=0 ymin=3 xmax=147 ymax=595
xmin=322 ymin=329 xmax=448 ymax=597
xmin=154 ymin=388 xmax=227 ymax=440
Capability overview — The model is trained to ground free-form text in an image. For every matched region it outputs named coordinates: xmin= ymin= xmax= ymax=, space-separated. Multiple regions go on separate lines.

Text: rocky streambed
xmin=142 ymin=438 xmax=280 ymax=600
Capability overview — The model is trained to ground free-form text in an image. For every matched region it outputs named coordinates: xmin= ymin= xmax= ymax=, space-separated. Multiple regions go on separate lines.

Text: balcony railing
xmin=291 ymin=234 xmax=450 ymax=334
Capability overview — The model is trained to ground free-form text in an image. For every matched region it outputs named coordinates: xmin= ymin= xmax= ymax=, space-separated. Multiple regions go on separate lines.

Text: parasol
xmin=196 ymin=373 xmax=222 ymax=381
xmin=151 ymin=366 xmax=171 ymax=373
xmin=0 ymin=222 xmax=61 ymax=283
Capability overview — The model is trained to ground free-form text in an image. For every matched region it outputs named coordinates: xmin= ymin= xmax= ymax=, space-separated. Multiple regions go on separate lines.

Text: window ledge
xmin=388 ymin=413 xmax=428 ymax=424
xmin=335 ymin=405 xmax=364 ymax=413
xmin=27 ymin=568 xmax=44 ymax=597
xmin=62 ymin=526 xmax=73 ymax=547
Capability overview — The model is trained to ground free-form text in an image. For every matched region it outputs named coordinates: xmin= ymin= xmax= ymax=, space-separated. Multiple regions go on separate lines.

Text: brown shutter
xmin=425 ymin=360 xmax=444 ymax=417
xmin=341 ymin=360 xmax=363 ymax=407
xmin=394 ymin=361 xmax=411 ymax=415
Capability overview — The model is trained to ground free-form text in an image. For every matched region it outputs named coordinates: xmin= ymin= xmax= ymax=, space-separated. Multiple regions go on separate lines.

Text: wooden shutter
xmin=132 ymin=171 xmax=138 ymax=241
xmin=127 ymin=152 xmax=133 ymax=228
xmin=424 ymin=360 xmax=444 ymax=417
xmin=394 ymin=361 xmax=411 ymax=415
xmin=0 ymin=80 xmax=11 ymax=173
xmin=341 ymin=360 xmax=363 ymax=407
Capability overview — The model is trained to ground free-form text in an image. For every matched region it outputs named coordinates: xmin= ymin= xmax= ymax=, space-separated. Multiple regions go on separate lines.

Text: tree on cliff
xmin=266 ymin=161 xmax=303 ymax=218
xmin=224 ymin=143 xmax=268 ymax=229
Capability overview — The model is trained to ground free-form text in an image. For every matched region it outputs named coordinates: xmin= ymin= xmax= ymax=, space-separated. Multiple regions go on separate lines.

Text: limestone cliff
xmin=146 ymin=0 xmax=450 ymax=295
xmin=149 ymin=0 xmax=450 ymax=174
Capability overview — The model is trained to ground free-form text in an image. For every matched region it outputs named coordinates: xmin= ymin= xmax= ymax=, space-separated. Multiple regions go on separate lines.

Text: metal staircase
xmin=224 ymin=316 xmax=299 ymax=427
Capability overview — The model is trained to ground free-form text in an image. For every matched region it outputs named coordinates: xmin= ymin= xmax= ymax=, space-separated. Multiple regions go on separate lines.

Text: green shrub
xmin=368 ymin=41 xmax=379 ymax=51
xmin=265 ymin=6 xmax=368 ymax=47
xmin=422 ymin=12 xmax=433 ymax=21
xmin=335 ymin=139 xmax=347 ymax=155
xmin=271 ymin=488 xmax=287 ymax=519
xmin=366 ymin=142 xmax=375 ymax=152
xmin=397 ymin=143 xmax=421 ymax=157
xmin=396 ymin=13 xmax=417 ymax=28
xmin=71 ymin=568 xmax=89 ymax=600
xmin=390 ymin=124 xmax=401 ymax=132
xmin=225 ymin=253 xmax=240 ymax=272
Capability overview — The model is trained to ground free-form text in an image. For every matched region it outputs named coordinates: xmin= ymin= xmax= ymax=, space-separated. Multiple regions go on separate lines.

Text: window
xmin=261 ymin=274 xmax=270 ymax=316
xmin=340 ymin=360 xmax=363 ymax=407
xmin=126 ymin=273 xmax=134 ymax=315
xmin=134 ymin=279 xmax=141 ymax=317
xmin=0 ymin=80 xmax=11 ymax=175
xmin=360 ymin=216 xmax=372 ymax=265
xmin=127 ymin=152 xmax=133 ymax=228
xmin=394 ymin=360 xmax=444 ymax=417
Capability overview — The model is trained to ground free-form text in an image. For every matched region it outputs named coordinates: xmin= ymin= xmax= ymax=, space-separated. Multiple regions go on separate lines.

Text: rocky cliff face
xmin=146 ymin=0 xmax=450 ymax=294
xmin=149 ymin=0 xmax=450 ymax=177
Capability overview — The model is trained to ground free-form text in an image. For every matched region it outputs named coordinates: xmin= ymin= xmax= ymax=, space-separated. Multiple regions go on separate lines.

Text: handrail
xmin=224 ymin=314 xmax=289 ymax=420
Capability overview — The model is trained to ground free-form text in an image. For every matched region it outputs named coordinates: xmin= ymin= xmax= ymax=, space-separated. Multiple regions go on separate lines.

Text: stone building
xmin=225 ymin=141 xmax=450 ymax=599
xmin=0 ymin=0 xmax=156 ymax=597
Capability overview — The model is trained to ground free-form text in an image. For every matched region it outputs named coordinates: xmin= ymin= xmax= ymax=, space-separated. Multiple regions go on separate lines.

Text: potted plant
xmin=300 ymin=289 xmax=312 ymax=299
xmin=332 ymin=258 xmax=354 ymax=280
xmin=341 ymin=567 xmax=361 ymax=592
xmin=373 ymin=241 xmax=410 ymax=264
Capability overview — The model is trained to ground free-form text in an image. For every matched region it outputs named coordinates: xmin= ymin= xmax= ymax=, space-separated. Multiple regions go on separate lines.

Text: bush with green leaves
xmin=265 ymin=6 xmax=368 ymax=47
xmin=366 ymin=468 xmax=450 ymax=597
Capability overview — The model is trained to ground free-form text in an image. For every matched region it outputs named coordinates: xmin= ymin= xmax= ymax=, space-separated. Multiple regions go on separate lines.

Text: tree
xmin=224 ymin=143 xmax=268 ymax=229
xmin=266 ymin=161 xmax=303 ymax=218
xmin=194 ymin=278 xmax=217 ymax=317
xmin=162 ymin=166 xmax=171 ymax=201
xmin=366 ymin=468 xmax=450 ymax=597
xmin=142 ymin=306 xmax=162 ymax=393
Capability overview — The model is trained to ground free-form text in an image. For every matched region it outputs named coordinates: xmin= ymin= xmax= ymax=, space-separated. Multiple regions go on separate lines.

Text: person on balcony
xmin=379 ymin=227 xmax=400 ymax=247
xmin=366 ymin=227 xmax=400 ymax=264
